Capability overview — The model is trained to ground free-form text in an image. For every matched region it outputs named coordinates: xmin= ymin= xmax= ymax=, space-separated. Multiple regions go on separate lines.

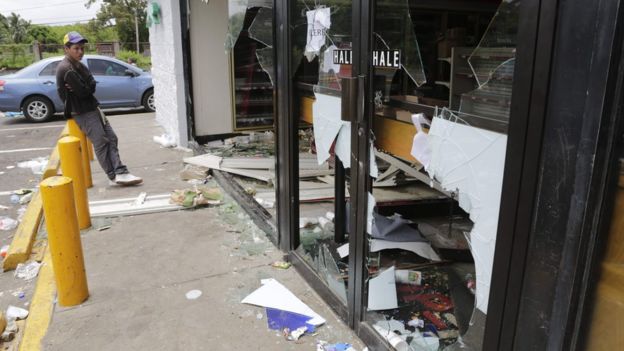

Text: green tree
xmin=27 ymin=25 xmax=56 ymax=44
xmin=0 ymin=14 xmax=9 ymax=44
xmin=86 ymin=0 xmax=148 ymax=50
xmin=5 ymin=13 xmax=31 ymax=44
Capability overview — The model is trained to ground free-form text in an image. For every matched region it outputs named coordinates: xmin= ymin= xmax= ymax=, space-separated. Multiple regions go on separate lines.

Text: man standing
xmin=56 ymin=31 xmax=142 ymax=186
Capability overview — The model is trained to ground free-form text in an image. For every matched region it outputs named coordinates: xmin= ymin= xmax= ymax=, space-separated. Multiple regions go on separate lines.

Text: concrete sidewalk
xmin=39 ymin=113 xmax=363 ymax=350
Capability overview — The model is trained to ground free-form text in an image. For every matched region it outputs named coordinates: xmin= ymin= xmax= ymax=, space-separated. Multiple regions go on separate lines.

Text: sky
xmin=0 ymin=0 xmax=103 ymax=26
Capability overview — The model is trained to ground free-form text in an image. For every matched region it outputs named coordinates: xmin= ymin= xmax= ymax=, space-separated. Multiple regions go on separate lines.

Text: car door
xmin=86 ymin=58 xmax=138 ymax=107
xmin=36 ymin=60 xmax=64 ymax=111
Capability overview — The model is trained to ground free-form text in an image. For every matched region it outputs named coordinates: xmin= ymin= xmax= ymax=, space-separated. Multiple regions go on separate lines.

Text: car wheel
xmin=142 ymin=89 xmax=155 ymax=112
xmin=23 ymin=96 xmax=54 ymax=122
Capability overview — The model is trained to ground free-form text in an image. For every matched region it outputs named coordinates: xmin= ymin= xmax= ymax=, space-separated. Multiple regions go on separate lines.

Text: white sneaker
xmin=114 ymin=173 xmax=143 ymax=186
xmin=108 ymin=179 xmax=118 ymax=186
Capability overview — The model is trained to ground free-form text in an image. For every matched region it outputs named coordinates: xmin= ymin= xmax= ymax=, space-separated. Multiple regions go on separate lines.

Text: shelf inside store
xmin=235 ymin=82 xmax=274 ymax=91
xmin=387 ymin=96 xmax=445 ymax=116
xmin=462 ymin=92 xmax=511 ymax=106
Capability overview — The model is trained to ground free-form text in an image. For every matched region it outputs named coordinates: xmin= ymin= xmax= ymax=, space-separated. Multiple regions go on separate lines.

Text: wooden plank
xmin=185 ymin=153 xmax=327 ymax=171
xmin=374 ymin=150 xmax=452 ymax=197
xmin=220 ymin=167 xmax=274 ymax=184
xmin=255 ymin=186 xmax=349 ymax=204
xmin=183 ymin=154 xmax=223 ymax=169
xmin=89 ymin=194 xmax=186 ymax=217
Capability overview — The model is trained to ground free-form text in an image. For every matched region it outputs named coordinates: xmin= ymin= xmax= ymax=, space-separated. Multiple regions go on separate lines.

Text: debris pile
xmin=242 ymin=278 xmax=324 ymax=343
xmin=1 ymin=305 xmax=29 ymax=342
xmin=17 ymin=157 xmax=48 ymax=175
xmin=170 ymin=186 xmax=223 ymax=208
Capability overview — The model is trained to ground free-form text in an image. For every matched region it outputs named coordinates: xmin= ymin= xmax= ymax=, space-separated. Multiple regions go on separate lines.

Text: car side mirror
xmin=124 ymin=69 xmax=137 ymax=77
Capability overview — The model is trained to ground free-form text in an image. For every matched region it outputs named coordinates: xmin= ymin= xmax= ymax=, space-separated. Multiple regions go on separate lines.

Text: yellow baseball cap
xmin=63 ymin=31 xmax=88 ymax=45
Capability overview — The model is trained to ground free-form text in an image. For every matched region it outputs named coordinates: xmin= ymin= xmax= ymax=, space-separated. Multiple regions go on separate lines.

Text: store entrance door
xmin=288 ymin=0 xmax=361 ymax=322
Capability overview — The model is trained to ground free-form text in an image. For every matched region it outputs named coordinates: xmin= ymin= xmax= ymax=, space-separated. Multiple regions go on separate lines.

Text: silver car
xmin=0 ymin=54 xmax=154 ymax=122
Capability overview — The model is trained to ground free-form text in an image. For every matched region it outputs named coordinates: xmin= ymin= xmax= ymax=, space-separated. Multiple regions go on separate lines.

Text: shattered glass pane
xmin=320 ymin=244 xmax=348 ymax=303
xmin=317 ymin=45 xmax=347 ymax=91
xmin=368 ymin=1 xmax=520 ymax=350
xmin=459 ymin=58 xmax=514 ymax=128
xmin=256 ymin=47 xmax=275 ymax=86
xmin=290 ymin=0 xmax=311 ymax=76
xmin=225 ymin=0 xmax=249 ymax=51
xmin=374 ymin=0 xmax=426 ymax=87
xmin=468 ymin=0 xmax=520 ymax=87
xmin=248 ymin=7 xmax=273 ymax=47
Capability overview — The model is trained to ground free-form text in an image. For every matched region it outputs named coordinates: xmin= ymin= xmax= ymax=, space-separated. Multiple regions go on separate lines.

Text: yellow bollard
xmin=40 ymin=176 xmax=89 ymax=307
xmin=67 ymin=119 xmax=93 ymax=188
xmin=87 ymin=138 xmax=94 ymax=161
xmin=58 ymin=136 xmax=91 ymax=230
xmin=0 ymin=311 xmax=6 ymax=334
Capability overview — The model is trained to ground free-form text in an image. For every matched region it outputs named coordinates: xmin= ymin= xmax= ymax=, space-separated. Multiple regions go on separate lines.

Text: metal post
xmin=40 ymin=176 xmax=89 ymax=307
xmin=334 ymin=159 xmax=346 ymax=244
xmin=67 ymin=120 xmax=93 ymax=188
xmin=135 ymin=9 xmax=140 ymax=53
xmin=58 ymin=136 xmax=91 ymax=230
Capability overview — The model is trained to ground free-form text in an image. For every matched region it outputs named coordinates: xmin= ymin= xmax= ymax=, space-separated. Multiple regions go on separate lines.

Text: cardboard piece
xmin=367 ymin=266 xmax=398 ymax=311
xmin=242 ymin=279 xmax=326 ymax=326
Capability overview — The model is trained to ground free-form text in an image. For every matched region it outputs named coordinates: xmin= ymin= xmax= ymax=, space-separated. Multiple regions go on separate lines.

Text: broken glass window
xmin=459 ymin=58 xmax=514 ymax=129
xmin=374 ymin=0 xmax=426 ymax=87
xmin=248 ymin=6 xmax=273 ymax=47
xmin=225 ymin=0 xmax=249 ymax=51
xmin=468 ymin=0 xmax=520 ymax=87
xmin=320 ymin=244 xmax=348 ymax=303
xmin=256 ymin=47 xmax=275 ymax=86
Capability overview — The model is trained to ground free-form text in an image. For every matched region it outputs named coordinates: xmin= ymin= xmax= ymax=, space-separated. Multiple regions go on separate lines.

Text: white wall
xmin=148 ymin=0 xmax=188 ymax=147
xmin=189 ymin=0 xmax=233 ymax=136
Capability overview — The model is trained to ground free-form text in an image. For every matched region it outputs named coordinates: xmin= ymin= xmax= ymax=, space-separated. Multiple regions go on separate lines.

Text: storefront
xmin=170 ymin=0 xmax=624 ymax=349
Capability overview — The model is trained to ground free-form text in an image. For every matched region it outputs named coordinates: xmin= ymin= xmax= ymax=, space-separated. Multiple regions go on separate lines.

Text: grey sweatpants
xmin=73 ymin=109 xmax=128 ymax=180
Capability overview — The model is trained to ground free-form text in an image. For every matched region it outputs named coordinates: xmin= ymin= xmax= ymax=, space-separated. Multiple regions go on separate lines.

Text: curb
xmin=2 ymin=126 xmax=65 ymax=272
xmin=17 ymin=248 xmax=56 ymax=351
xmin=1 ymin=192 xmax=43 ymax=271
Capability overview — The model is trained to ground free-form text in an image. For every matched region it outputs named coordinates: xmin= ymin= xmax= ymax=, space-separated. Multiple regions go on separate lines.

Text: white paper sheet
xmin=337 ymin=243 xmax=349 ymax=258
xmin=410 ymin=113 xmax=431 ymax=168
xmin=312 ymin=93 xmax=344 ymax=165
xmin=305 ymin=7 xmax=331 ymax=56
xmin=242 ymin=279 xmax=326 ymax=326
xmin=367 ymin=192 xmax=376 ymax=234
xmin=367 ymin=266 xmax=398 ymax=311
xmin=335 ymin=122 xmax=351 ymax=168
xmin=370 ymin=144 xmax=379 ymax=178
xmin=370 ymin=239 xmax=441 ymax=261
xmin=425 ymin=113 xmax=507 ymax=313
